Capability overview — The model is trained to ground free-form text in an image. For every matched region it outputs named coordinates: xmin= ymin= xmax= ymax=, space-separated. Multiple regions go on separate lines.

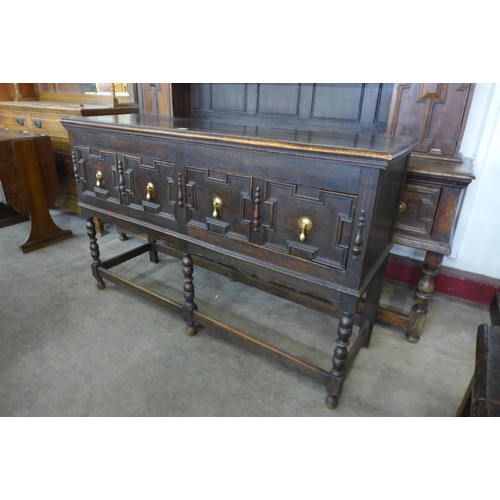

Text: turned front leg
xmin=325 ymin=311 xmax=354 ymax=409
xmin=406 ymin=251 xmax=443 ymax=343
xmin=85 ymin=217 xmax=105 ymax=290
xmin=182 ymin=253 xmax=198 ymax=336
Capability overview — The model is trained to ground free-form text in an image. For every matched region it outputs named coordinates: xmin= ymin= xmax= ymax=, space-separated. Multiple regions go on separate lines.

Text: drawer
xmin=184 ymin=165 xmax=357 ymax=271
xmin=29 ymin=114 xmax=67 ymax=138
xmin=185 ymin=165 xmax=254 ymax=241
xmin=0 ymin=111 xmax=30 ymax=130
xmin=261 ymin=179 xmax=357 ymax=270
xmin=74 ymin=146 xmax=178 ymax=223
xmin=395 ymin=182 xmax=441 ymax=237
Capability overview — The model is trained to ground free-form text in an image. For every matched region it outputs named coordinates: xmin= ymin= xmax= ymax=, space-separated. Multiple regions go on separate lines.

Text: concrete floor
xmin=0 ymin=208 xmax=491 ymax=416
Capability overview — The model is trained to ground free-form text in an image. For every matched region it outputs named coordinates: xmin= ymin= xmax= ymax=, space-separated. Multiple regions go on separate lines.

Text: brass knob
xmin=399 ymin=201 xmax=407 ymax=214
xmin=146 ymin=182 xmax=154 ymax=201
xmin=213 ymin=197 xmax=222 ymax=218
xmin=96 ymin=171 xmax=103 ymax=187
xmin=299 ymin=217 xmax=312 ymax=242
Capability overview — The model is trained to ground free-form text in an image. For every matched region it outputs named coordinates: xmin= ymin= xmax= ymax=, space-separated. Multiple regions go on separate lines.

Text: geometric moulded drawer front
xmin=261 ymin=180 xmax=356 ymax=270
xmin=75 ymin=147 xmax=177 ymax=221
xmin=122 ymin=154 xmax=176 ymax=221
xmin=184 ymin=166 xmax=357 ymax=270
xmin=75 ymin=147 xmax=119 ymax=201
xmin=185 ymin=166 xmax=254 ymax=241
xmin=395 ymin=182 xmax=441 ymax=237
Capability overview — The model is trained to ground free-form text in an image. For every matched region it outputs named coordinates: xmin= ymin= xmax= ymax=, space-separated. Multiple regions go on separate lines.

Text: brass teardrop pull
xmin=96 ymin=171 xmax=103 ymax=187
xmin=213 ymin=197 xmax=222 ymax=218
xmin=146 ymin=182 xmax=154 ymax=201
xmin=399 ymin=201 xmax=407 ymax=214
xmin=299 ymin=217 xmax=312 ymax=242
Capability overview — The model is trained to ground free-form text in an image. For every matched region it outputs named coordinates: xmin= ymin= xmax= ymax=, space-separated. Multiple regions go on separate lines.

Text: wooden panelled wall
xmin=189 ymin=83 xmax=394 ymax=132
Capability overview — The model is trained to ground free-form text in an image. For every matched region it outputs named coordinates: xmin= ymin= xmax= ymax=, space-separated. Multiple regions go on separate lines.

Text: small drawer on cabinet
xmin=29 ymin=115 xmax=67 ymax=137
xmin=395 ymin=183 xmax=441 ymax=237
xmin=0 ymin=112 xmax=29 ymax=130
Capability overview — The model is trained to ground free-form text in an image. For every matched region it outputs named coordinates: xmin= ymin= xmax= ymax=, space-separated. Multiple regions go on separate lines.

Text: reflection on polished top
xmin=61 ymin=114 xmax=419 ymax=162
xmin=0 ymin=101 xmax=139 ymax=115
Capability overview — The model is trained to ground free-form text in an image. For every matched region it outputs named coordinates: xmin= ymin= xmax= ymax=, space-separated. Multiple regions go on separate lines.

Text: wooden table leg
xmin=405 ymin=250 xmax=443 ymax=343
xmin=13 ymin=140 xmax=73 ymax=253
xmin=182 ymin=253 xmax=198 ymax=337
xmin=325 ymin=296 xmax=357 ymax=409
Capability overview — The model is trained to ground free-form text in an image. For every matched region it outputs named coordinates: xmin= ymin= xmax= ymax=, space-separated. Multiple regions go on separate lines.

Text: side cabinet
xmin=62 ymin=114 xmax=417 ymax=409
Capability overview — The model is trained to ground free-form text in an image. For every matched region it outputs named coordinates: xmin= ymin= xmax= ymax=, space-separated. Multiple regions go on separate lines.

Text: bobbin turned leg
xmin=182 ymin=253 xmax=198 ymax=336
xmin=85 ymin=217 xmax=105 ymax=290
xmin=406 ymin=251 xmax=443 ymax=343
xmin=325 ymin=309 xmax=355 ymax=409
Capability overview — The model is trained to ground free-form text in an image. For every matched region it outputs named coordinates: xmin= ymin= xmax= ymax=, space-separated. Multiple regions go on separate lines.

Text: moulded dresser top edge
xmin=60 ymin=114 xmax=419 ymax=163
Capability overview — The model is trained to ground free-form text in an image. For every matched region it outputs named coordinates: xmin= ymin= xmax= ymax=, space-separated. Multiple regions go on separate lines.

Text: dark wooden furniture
xmin=0 ymin=130 xmax=73 ymax=253
xmin=386 ymin=83 xmax=476 ymax=342
xmin=62 ymin=113 xmax=417 ymax=409
xmin=457 ymin=294 xmax=500 ymax=417
xmin=378 ymin=155 xmax=475 ymax=341
xmin=138 ymin=83 xmax=477 ymax=343
xmin=0 ymin=83 xmax=139 ymax=215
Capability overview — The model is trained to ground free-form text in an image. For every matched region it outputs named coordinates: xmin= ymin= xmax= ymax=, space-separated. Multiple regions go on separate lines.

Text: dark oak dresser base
xmin=63 ymin=114 xmax=417 ymax=408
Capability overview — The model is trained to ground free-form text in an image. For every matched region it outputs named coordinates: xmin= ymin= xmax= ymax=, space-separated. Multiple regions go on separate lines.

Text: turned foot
xmin=96 ymin=280 xmax=105 ymax=290
xmin=186 ymin=324 xmax=198 ymax=336
xmin=325 ymin=394 xmax=339 ymax=409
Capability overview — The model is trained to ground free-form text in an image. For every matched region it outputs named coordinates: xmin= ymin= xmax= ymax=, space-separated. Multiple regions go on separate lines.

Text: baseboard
xmin=386 ymin=255 xmax=500 ymax=307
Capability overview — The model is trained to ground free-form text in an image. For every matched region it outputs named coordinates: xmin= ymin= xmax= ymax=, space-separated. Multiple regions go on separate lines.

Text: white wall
xmin=391 ymin=83 xmax=500 ymax=280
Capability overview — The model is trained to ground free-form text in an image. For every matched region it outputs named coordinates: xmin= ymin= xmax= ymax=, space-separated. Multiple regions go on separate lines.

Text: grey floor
xmin=0 ymin=208 xmax=491 ymax=417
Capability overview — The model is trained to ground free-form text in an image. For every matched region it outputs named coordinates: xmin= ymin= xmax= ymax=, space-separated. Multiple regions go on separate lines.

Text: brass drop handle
xmin=213 ymin=197 xmax=222 ymax=218
xmin=299 ymin=217 xmax=312 ymax=242
xmin=399 ymin=201 xmax=407 ymax=214
xmin=146 ymin=182 xmax=154 ymax=201
xmin=96 ymin=171 xmax=103 ymax=187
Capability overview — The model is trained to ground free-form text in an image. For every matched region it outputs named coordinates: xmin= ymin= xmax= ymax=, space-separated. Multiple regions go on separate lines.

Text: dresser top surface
xmin=61 ymin=114 xmax=418 ymax=162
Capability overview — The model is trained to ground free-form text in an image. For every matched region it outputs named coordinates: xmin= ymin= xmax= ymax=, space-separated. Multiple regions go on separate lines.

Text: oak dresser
xmin=62 ymin=113 xmax=417 ymax=408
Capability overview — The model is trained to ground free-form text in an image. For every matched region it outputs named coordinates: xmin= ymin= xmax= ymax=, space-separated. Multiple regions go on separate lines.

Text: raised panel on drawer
xmin=75 ymin=147 xmax=120 ymax=201
xmin=0 ymin=111 xmax=30 ymax=130
xmin=395 ymin=183 xmax=441 ymax=236
xmin=185 ymin=166 xmax=253 ymax=240
xmin=261 ymin=180 xmax=357 ymax=270
xmin=123 ymin=154 xmax=177 ymax=221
